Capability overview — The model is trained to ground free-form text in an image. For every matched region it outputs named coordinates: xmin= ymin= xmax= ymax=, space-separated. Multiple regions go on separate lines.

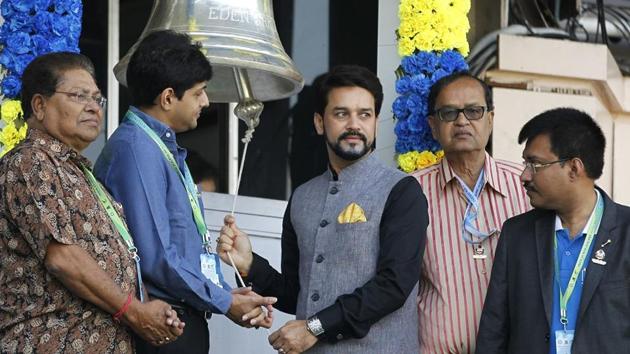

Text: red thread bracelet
xmin=112 ymin=293 xmax=133 ymax=323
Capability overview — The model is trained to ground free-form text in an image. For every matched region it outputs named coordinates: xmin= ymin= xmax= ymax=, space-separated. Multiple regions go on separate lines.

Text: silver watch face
xmin=307 ymin=317 xmax=325 ymax=336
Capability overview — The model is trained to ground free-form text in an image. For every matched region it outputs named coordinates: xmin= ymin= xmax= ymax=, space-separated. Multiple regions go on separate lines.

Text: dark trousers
xmin=135 ymin=304 xmax=210 ymax=354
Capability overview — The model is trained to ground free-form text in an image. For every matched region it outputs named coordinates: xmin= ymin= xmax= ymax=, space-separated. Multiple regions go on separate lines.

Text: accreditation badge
xmin=200 ymin=253 xmax=225 ymax=288
xmin=555 ymin=330 xmax=574 ymax=354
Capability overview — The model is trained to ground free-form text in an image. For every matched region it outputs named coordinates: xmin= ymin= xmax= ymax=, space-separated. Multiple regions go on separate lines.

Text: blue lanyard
xmin=455 ymin=169 xmax=497 ymax=244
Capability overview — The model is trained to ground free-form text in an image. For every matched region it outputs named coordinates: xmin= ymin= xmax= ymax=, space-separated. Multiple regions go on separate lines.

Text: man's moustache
xmin=338 ymin=132 xmax=367 ymax=142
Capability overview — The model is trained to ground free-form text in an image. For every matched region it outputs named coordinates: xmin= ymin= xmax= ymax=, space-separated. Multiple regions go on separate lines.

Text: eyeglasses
xmin=522 ymin=158 xmax=570 ymax=174
xmin=55 ymin=91 xmax=107 ymax=110
xmin=433 ymin=105 xmax=488 ymax=122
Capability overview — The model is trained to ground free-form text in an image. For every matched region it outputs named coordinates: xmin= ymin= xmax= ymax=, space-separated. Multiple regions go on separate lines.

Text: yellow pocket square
xmin=337 ymin=202 xmax=367 ymax=224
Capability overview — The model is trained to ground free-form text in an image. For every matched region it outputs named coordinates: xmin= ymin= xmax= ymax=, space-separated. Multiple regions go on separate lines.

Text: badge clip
xmin=473 ymin=245 xmax=487 ymax=260
xmin=591 ymin=248 xmax=607 ymax=265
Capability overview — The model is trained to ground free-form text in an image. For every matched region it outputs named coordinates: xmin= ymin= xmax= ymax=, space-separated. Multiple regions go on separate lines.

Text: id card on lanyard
xmin=127 ymin=111 xmax=225 ymax=288
xmin=553 ymin=191 xmax=604 ymax=354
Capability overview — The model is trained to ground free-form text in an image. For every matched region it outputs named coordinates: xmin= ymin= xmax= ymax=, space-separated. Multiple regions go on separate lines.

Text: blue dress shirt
xmin=549 ymin=191 xmax=601 ymax=354
xmin=94 ymin=106 xmax=231 ymax=314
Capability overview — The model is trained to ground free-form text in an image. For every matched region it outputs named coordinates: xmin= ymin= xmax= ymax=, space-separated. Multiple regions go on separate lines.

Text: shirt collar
xmin=554 ymin=189 xmax=602 ymax=234
xmin=26 ymin=127 xmax=92 ymax=167
xmin=128 ymin=106 xmax=177 ymax=144
xmin=438 ymin=152 xmax=509 ymax=197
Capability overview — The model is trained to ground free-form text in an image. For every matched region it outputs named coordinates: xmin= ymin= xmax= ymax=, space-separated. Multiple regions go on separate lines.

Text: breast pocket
xmin=335 ymin=221 xmax=379 ymax=262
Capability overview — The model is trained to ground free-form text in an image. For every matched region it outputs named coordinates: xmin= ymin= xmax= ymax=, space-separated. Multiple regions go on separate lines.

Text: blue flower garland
xmin=0 ymin=0 xmax=83 ymax=99
xmin=393 ymin=50 xmax=468 ymax=155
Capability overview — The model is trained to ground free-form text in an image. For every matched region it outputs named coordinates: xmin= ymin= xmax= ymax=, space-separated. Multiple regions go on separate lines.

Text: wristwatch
xmin=306 ymin=315 xmax=325 ymax=337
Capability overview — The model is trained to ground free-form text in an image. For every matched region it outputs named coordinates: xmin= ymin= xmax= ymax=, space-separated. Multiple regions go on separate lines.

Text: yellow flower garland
xmin=398 ymin=0 xmax=470 ymax=57
xmin=397 ymin=150 xmax=445 ymax=173
xmin=0 ymin=99 xmax=27 ymax=157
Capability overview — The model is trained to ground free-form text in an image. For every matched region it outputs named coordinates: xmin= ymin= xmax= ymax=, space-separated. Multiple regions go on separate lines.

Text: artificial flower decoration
xmin=394 ymin=0 xmax=471 ymax=172
xmin=0 ymin=0 xmax=82 ymax=156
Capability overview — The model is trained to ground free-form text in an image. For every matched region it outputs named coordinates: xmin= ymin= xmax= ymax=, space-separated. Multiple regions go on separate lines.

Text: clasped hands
xmin=217 ymin=215 xmax=317 ymax=353
xmin=124 ymin=298 xmax=185 ymax=346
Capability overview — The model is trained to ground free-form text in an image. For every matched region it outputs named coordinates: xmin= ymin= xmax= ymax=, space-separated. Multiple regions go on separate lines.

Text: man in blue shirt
xmin=95 ymin=30 xmax=276 ymax=354
xmin=476 ymin=108 xmax=630 ymax=354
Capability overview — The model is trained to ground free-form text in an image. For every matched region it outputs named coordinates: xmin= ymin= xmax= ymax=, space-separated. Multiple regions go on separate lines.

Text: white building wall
xmin=375 ymin=0 xmax=400 ymax=168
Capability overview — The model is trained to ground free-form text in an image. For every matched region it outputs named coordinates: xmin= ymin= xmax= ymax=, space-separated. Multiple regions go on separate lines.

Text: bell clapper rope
xmin=223 ymin=67 xmax=271 ymax=331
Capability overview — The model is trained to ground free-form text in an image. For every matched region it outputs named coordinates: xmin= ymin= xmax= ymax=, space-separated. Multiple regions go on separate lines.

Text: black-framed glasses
xmin=55 ymin=91 xmax=107 ymax=110
xmin=522 ymin=158 xmax=571 ymax=174
xmin=433 ymin=105 xmax=488 ymax=122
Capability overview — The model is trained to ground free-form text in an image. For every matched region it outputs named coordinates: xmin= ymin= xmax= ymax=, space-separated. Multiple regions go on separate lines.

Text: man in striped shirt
xmin=412 ymin=72 xmax=530 ymax=353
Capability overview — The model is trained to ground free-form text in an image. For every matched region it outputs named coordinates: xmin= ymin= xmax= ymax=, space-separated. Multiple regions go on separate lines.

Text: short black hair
xmin=127 ymin=30 xmax=212 ymax=106
xmin=428 ymin=71 xmax=493 ymax=113
xmin=518 ymin=107 xmax=606 ymax=179
xmin=21 ymin=52 xmax=96 ymax=119
xmin=313 ymin=65 xmax=383 ymax=116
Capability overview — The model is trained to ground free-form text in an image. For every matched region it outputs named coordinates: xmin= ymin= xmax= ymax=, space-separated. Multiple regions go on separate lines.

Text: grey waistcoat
xmin=290 ymin=153 xmax=420 ymax=353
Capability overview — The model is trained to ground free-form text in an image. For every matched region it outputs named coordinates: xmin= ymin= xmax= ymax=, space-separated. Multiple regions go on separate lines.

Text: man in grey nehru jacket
xmin=217 ymin=65 xmax=429 ymax=353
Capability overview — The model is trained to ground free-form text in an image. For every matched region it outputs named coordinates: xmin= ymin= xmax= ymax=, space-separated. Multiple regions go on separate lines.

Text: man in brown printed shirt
xmin=0 ymin=52 xmax=183 ymax=353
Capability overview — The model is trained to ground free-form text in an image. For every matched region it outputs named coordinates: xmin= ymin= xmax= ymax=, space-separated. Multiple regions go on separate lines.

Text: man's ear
xmin=31 ymin=94 xmax=46 ymax=122
xmin=157 ymin=88 xmax=176 ymax=111
xmin=487 ymin=109 xmax=495 ymax=131
xmin=428 ymin=115 xmax=438 ymax=140
xmin=314 ymin=113 xmax=324 ymax=136
xmin=569 ymin=157 xmax=586 ymax=180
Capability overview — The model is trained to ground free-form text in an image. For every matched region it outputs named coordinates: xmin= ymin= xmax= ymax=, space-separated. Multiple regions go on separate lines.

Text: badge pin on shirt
xmin=591 ymin=239 xmax=611 ymax=265
xmin=473 ymin=244 xmax=487 ymax=260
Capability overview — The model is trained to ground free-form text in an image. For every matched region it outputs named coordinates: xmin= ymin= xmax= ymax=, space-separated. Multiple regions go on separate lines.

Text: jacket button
xmin=319 ymin=220 xmax=329 ymax=227
xmin=311 ymin=293 xmax=320 ymax=302
xmin=330 ymin=186 xmax=338 ymax=194
xmin=545 ymin=333 xmax=550 ymax=342
xmin=336 ymin=333 xmax=343 ymax=340
xmin=316 ymin=255 xmax=324 ymax=263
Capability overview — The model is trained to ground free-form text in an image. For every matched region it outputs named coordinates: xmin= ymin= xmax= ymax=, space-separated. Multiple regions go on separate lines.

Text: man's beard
xmin=326 ymin=130 xmax=372 ymax=161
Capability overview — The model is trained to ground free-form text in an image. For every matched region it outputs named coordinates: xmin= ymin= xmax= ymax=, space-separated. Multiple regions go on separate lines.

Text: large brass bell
xmin=114 ymin=0 xmax=304 ymax=108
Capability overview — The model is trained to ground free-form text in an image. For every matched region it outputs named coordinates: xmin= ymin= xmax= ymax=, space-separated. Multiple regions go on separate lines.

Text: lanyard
xmin=126 ymin=111 xmax=212 ymax=252
xmin=82 ymin=164 xmax=145 ymax=302
xmin=455 ymin=169 xmax=496 ymax=244
xmin=553 ymin=191 xmax=604 ymax=330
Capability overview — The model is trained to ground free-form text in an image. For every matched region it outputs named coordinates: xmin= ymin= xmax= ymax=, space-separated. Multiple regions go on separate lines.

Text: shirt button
xmin=166 ymin=132 xmax=171 ymax=138
xmin=316 ymin=255 xmax=325 ymax=263
xmin=481 ymin=270 xmax=487 ymax=274
xmin=330 ymin=186 xmax=338 ymax=195
xmin=336 ymin=334 xmax=343 ymax=340
xmin=319 ymin=220 xmax=329 ymax=228
xmin=311 ymin=292 xmax=320 ymax=302
xmin=565 ymin=251 xmax=571 ymax=256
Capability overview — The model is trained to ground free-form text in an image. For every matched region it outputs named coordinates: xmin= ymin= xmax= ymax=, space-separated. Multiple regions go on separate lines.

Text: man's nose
xmin=346 ymin=114 xmax=362 ymax=130
xmin=453 ymin=111 xmax=470 ymax=125
xmin=520 ymin=166 xmax=533 ymax=183
xmin=85 ymin=98 xmax=102 ymax=113
xmin=200 ymin=90 xmax=210 ymax=107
